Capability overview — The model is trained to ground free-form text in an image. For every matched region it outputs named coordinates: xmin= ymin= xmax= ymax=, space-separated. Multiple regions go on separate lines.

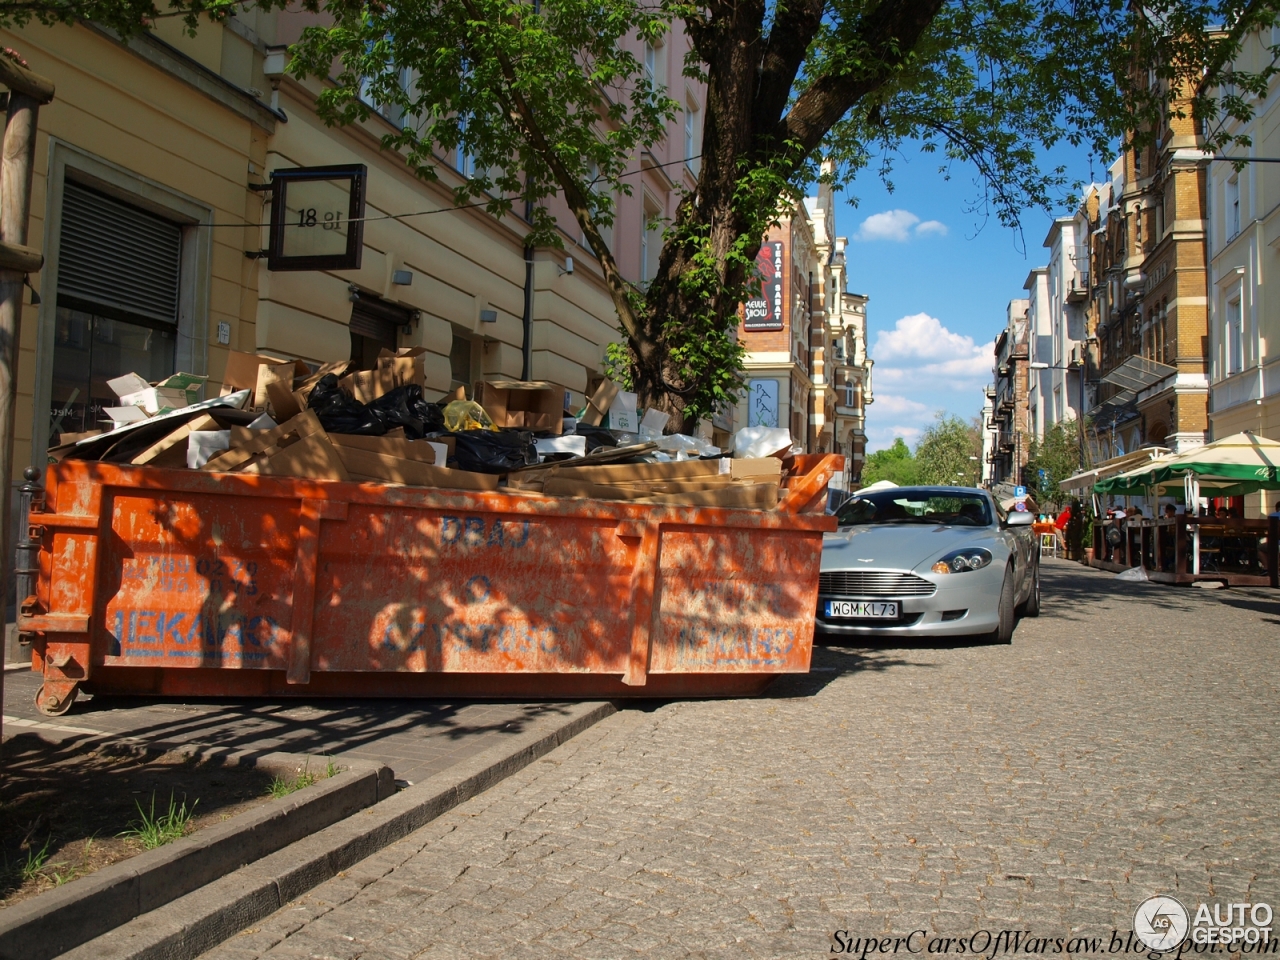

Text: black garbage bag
xmin=573 ymin=423 xmax=619 ymax=453
xmin=450 ymin=429 xmax=537 ymax=473
xmin=367 ymin=384 xmax=446 ymax=439
xmin=307 ymin=376 xmax=448 ymax=439
xmin=306 ymin=374 xmax=387 ymax=435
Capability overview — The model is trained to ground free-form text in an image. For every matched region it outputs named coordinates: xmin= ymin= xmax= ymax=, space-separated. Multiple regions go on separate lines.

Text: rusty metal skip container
xmin=19 ymin=454 xmax=840 ymax=715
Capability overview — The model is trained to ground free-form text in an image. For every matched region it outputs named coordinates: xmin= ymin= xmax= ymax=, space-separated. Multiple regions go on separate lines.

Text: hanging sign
xmin=747 ymin=379 xmax=780 ymax=428
xmin=265 ymin=164 xmax=367 ymax=271
xmin=743 ymin=241 xmax=784 ymax=331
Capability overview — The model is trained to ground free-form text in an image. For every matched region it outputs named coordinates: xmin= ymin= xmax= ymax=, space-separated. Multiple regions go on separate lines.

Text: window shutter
xmin=57 ymin=181 xmax=182 ymax=325
xmin=349 ymin=293 xmax=412 ymax=341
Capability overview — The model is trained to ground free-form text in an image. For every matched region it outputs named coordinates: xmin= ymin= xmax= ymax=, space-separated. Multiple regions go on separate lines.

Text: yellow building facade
xmin=3 ymin=12 xmax=702 ymax=472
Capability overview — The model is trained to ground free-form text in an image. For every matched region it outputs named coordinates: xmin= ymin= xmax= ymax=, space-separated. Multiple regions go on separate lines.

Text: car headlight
xmin=931 ymin=548 xmax=992 ymax=574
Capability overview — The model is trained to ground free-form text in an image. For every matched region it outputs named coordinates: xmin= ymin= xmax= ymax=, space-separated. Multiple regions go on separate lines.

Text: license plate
xmin=824 ymin=600 xmax=899 ymax=619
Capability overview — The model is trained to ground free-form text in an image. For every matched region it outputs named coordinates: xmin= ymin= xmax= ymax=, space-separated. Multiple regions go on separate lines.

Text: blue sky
xmin=837 ymin=141 xmax=1100 ymax=452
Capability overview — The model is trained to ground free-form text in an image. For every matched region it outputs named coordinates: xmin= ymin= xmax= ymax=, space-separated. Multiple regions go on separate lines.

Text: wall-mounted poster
xmin=743 ymin=241 xmax=784 ymax=331
xmin=747 ymin=379 xmax=780 ymax=428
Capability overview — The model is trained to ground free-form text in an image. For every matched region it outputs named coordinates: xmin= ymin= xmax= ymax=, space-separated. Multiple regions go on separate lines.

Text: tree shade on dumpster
xmin=20 ymin=455 xmax=840 ymax=713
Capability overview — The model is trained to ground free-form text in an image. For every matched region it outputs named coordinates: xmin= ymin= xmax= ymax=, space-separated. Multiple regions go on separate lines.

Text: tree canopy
xmin=9 ymin=0 xmax=1280 ymax=428
xmin=914 ymin=413 xmax=982 ymax=487
xmin=861 ymin=437 xmax=920 ymax=487
xmin=1026 ymin=419 xmax=1085 ymax=510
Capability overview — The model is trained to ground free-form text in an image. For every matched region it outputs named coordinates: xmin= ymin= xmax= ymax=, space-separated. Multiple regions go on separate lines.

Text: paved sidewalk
xmin=196 ymin=558 xmax=1280 ymax=960
xmin=2 ymin=669 xmax=577 ymax=785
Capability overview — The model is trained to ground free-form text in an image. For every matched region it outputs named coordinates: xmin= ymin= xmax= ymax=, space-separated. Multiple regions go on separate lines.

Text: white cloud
xmin=855 ymin=209 xmax=920 ymax=242
xmin=874 ymin=313 xmax=982 ymax=364
xmin=873 ymin=393 xmax=930 ymax=416
xmin=867 ymin=424 xmax=923 ymax=453
xmin=854 ymin=210 xmax=948 ymax=242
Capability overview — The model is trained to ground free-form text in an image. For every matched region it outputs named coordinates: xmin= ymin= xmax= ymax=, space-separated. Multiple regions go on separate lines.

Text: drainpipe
xmin=521 ymin=243 xmax=533 ymax=381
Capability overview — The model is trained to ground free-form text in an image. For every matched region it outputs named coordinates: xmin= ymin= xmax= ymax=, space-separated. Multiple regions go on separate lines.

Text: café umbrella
xmin=1102 ymin=432 xmax=1280 ymax=497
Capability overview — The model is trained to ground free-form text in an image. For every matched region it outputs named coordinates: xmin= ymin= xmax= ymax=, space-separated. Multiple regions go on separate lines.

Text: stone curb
xmin=0 ymin=747 xmax=394 ymax=960
xmin=63 ymin=700 xmax=618 ymax=960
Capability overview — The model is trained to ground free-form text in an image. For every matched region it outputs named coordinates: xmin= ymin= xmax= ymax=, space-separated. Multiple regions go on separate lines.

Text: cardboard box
xmin=339 ymin=366 xmax=394 ymax=404
xmin=582 ymin=377 xmax=621 ymax=427
xmin=606 ymin=390 xmax=638 ymax=432
xmin=118 ymin=387 xmax=192 ymax=415
xmin=335 ymin=446 xmax=498 ymax=491
xmin=328 ymin=433 xmax=449 ymax=465
xmin=474 ymin=380 xmax=565 ymax=434
xmin=220 ymin=351 xmax=310 ymax=411
xmin=377 ymin=347 xmax=428 ymax=390
xmin=107 ymin=373 xmax=151 ymax=397
xmin=103 ymin=406 xmax=150 ymax=427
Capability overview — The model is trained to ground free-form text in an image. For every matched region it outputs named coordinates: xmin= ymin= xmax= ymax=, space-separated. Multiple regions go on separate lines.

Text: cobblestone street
xmin=204 ymin=560 xmax=1280 ymax=960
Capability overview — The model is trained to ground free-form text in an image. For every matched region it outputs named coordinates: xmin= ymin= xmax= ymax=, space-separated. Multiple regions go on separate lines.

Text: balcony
xmin=1066 ymin=271 xmax=1090 ymax=304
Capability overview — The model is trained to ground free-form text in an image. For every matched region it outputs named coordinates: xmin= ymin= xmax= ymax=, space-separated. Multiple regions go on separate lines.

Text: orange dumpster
xmin=19 ymin=454 xmax=840 ymax=715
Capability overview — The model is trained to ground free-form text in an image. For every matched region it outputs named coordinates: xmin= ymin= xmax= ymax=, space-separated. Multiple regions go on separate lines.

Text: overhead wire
xmin=198 ymin=152 xmax=703 ymax=229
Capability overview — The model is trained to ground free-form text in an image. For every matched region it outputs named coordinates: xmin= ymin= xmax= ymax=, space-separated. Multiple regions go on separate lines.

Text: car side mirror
xmin=1005 ymin=512 xmax=1033 ymax=527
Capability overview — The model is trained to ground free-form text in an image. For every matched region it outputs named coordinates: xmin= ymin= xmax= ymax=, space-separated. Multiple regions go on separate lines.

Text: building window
xmin=684 ymin=99 xmax=700 ymax=175
xmin=349 ymin=292 xmax=411 ymax=370
xmin=1227 ymin=176 xmax=1240 ymax=240
xmin=641 ymin=194 xmax=662 ymax=285
xmin=644 ymin=41 xmax=657 ymax=88
xmin=581 ymin=160 xmax=612 ymax=254
xmin=1226 ymin=295 xmax=1244 ymax=375
xmin=51 ymin=181 xmax=181 ymax=440
xmin=450 ymin=330 xmax=474 ymax=392
xmin=455 ymin=115 xmax=476 ymax=179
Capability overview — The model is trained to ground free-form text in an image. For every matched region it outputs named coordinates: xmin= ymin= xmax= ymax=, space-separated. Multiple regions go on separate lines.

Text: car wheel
xmin=1018 ymin=561 xmax=1041 ymax=618
xmin=989 ymin=565 xmax=1016 ymax=644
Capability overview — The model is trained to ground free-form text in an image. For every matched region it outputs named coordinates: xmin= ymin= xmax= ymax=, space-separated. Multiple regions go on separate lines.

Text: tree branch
xmin=774 ymin=0 xmax=944 ymax=157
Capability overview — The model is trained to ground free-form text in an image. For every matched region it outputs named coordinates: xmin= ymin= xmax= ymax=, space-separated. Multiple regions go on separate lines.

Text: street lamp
xmin=1029 ymin=359 xmax=1088 ymax=470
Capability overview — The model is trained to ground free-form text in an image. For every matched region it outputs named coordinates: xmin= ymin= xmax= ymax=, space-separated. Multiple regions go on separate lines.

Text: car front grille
xmin=818 ymin=570 xmax=937 ymax=598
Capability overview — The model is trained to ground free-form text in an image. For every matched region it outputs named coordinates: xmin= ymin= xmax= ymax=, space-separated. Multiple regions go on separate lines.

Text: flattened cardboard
xmin=582 ymin=376 xmax=620 ymax=426
xmin=187 ymin=430 xmax=231 ymax=469
xmin=255 ymin=359 xmax=309 ymax=411
xmin=335 ymin=446 xmax=498 ymax=491
xmin=329 ymin=433 xmax=449 ymax=465
xmin=474 ymin=380 xmax=564 ymax=435
xmin=103 ymin=405 xmax=150 ymax=425
xmin=542 ymin=477 xmax=778 ymax=508
xmin=131 ymin=414 xmax=219 ymax=466
xmin=202 ymin=410 xmax=325 ymax=473
xmin=245 ymin=433 xmax=349 ymax=482
xmin=266 ymin=379 xmax=302 ymax=422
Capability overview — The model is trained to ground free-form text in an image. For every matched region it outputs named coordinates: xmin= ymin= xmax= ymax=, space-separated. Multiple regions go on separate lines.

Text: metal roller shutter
xmin=57 ymin=181 xmax=182 ymax=325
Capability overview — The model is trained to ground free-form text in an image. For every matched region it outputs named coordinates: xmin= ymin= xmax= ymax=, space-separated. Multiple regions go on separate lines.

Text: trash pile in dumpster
xmin=49 ymin=350 xmax=799 ymax=508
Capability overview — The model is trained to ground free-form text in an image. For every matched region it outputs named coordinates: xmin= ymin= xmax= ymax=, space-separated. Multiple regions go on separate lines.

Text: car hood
xmin=821 ymin=523 xmax=999 ymax=572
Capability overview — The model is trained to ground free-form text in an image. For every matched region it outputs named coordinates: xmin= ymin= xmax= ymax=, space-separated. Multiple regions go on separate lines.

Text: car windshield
xmin=834 ymin=489 xmax=993 ymax=527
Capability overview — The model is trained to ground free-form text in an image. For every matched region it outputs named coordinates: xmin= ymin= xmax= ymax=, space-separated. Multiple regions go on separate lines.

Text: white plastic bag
xmin=1114 ymin=566 xmax=1149 ymax=581
xmin=733 ymin=426 xmax=792 ymax=459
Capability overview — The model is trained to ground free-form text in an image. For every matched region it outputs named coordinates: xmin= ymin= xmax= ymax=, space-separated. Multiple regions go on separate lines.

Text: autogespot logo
xmin=1134 ymin=896 xmax=1191 ymax=952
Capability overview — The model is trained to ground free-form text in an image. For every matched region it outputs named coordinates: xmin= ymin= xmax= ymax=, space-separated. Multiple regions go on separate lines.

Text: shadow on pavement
xmin=5 ymin=670 xmax=570 ymax=758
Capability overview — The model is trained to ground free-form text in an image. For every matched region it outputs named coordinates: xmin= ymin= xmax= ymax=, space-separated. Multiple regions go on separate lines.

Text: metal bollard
xmin=14 ymin=465 xmax=42 ymax=646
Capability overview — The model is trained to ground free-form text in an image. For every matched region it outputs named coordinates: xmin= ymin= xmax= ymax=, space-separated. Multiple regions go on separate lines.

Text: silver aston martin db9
xmin=816 ymin=486 xmax=1039 ymax=643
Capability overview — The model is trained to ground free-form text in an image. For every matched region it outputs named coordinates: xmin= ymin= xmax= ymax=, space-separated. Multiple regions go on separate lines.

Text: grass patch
xmin=18 ymin=837 xmax=53 ymax=883
xmin=268 ymin=758 xmax=340 ymax=799
xmin=119 ymin=792 xmax=197 ymax=850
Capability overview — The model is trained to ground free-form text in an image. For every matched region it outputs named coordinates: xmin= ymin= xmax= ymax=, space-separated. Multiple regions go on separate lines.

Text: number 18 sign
xmin=266 ymin=164 xmax=367 ymax=272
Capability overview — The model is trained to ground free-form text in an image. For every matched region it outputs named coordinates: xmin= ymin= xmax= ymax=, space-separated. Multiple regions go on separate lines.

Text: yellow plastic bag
xmin=442 ymin=399 xmax=497 ymax=432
